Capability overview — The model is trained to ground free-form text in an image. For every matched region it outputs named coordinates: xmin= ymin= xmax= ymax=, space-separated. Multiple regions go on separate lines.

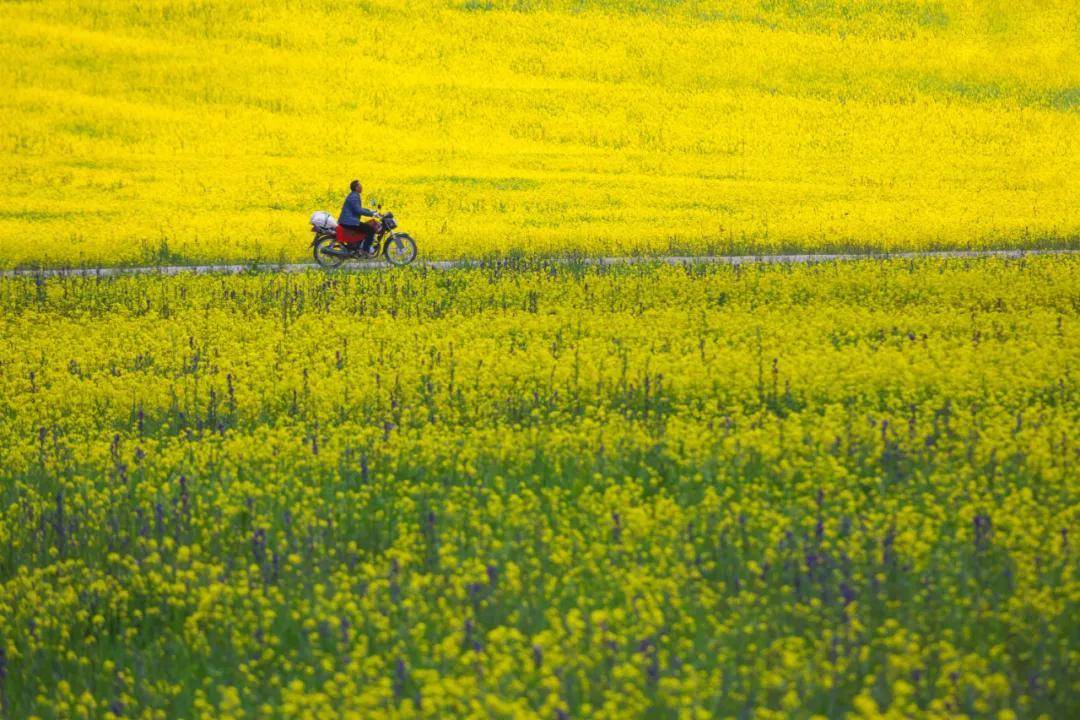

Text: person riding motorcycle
xmin=338 ymin=180 xmax=380 ymax=254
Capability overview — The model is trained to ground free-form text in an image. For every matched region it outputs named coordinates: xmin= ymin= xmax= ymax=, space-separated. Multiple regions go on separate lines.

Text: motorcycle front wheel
xmin=313 ymin=235 xmax=347 ymax=269
xmin=384 ymin=233 xmax=418 ymax=267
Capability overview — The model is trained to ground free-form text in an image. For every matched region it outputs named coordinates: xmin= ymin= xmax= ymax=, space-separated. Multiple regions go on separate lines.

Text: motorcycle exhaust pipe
xmin=321 ymin=247 xmax=353 ymax=258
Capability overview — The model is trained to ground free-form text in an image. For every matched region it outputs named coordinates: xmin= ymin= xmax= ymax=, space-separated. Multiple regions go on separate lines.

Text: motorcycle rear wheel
xmin=384 ymin=233 xmax=418 ymax=267
xmin=313 ymin=235 xmax=347 ymax=269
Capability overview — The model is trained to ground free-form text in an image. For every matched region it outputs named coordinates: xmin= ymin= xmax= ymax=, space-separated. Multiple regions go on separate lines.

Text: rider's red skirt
xmin=336 ymin=224 xmax=375 ymax=249
xmin=335 ymin=225 xmax=365 ymax=245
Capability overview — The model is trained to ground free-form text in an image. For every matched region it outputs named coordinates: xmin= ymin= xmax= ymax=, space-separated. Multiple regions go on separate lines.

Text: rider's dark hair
xmin=350 ymin=179 xmax=361 ymax=192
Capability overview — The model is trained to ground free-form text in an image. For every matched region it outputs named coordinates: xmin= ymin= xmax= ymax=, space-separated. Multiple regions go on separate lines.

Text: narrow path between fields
xmin=2 ymin=248 xmax=1077 ymax=278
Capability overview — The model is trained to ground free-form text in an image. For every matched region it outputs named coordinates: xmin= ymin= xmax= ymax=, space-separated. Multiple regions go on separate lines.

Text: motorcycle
xmin=309 ymin=208 xmax=418 ymax=268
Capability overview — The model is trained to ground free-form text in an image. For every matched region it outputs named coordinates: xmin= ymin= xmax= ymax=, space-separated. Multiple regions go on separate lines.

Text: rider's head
xmin=350 ymin=180 xmax=361 ymax=193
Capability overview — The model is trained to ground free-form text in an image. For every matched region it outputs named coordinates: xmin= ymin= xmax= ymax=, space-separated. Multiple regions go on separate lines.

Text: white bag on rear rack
xmin=309 ymin=211 xmax=337 ymax=233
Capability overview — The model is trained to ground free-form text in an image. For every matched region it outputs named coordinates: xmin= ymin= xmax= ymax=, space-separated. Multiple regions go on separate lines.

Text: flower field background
xmin=1 ymin=0 xmax=1078 ymax=268
xmin=1 ymin=256 xmax=1077 ymax=717
xmin=2 ymin=0 xmax=1078 ymax=718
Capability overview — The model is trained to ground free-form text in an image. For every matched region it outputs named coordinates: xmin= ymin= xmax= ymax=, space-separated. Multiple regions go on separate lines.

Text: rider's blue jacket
xmin=338 ymin=191 xmax=375 ymax=227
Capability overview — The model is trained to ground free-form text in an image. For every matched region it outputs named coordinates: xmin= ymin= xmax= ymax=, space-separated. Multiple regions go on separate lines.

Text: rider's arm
xmin=349 ymin=194 xmax=380 ymax=220
xmin=352 ymin=194 xmax=376 ymax=218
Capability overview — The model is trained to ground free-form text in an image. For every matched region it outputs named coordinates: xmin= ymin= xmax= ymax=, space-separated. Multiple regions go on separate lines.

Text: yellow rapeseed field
xmin=1 ymin=2 xmax=1078 ymax=718
xmin=1 ymin=256 xmax=1078 ymax=717
xmin=0 ymin=0 xmax=1078 ymax=267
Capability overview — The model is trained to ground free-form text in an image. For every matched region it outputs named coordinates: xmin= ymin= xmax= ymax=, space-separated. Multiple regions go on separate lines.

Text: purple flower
xmin=973 ymin=514 xmax=992 ymax=550
xmin=252 ymin=528 xmax=267 ymax=565
xmin=393 ymin=658 xmax=407 ymax=700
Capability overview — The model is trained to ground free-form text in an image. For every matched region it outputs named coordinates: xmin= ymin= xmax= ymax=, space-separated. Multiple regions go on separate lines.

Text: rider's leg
xmin=359 ymin=224 xmax=376 ymax=254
